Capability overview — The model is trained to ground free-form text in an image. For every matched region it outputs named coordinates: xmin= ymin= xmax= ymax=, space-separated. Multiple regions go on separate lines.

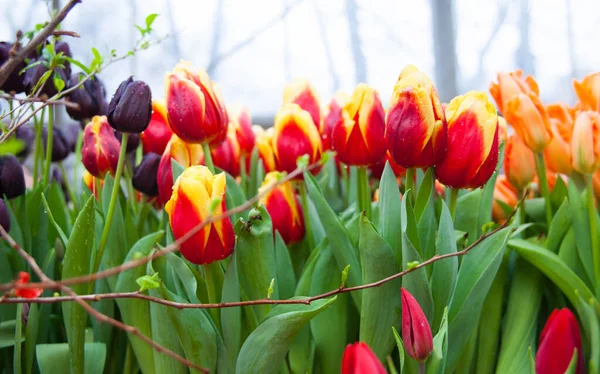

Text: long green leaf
xmin=567 ymin=181 xmax=595 ymax=285
xmin=378 ymin=162 xmax=403 ymax=267
xmin=36 ymin=343 xmax=106 ymax=374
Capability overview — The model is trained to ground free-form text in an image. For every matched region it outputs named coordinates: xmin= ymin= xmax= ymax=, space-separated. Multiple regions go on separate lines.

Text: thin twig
xmin=0 ymin=93 xmax=80 ymax=109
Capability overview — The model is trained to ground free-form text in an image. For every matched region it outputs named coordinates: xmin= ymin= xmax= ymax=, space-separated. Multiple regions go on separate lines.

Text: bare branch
xmin=0 ymin=93 xmax=80 ymax=109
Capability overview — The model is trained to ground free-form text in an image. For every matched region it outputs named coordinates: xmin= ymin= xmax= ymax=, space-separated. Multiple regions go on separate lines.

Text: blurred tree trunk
xmin=516 ymin=0 xmax=534 ymax=76
xmin=345 ymin=0 xmax=367 ymax=84
xmin=314 ymin=0 xmax=340 ymax=91
xmin=128 ymin=0 xmax=138 ymax=75
xmin=209 ymin=0 xmax=224 ymax=77
xmin=430 ymin=0 xmax=458 ymax=101
xmin=165 ymin=0 xmax=182 ymax=64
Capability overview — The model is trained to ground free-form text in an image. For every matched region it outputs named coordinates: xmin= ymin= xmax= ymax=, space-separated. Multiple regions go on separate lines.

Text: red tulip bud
xmin=536 ymin=308 xmax=584 ymax=374
xmin=341 ymin=342 xmax=386 ymax=374
xmin=401 ymin=287 xmax=433 ymax=362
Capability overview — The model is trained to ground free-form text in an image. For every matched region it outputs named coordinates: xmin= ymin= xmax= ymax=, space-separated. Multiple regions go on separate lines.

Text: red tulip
xmin=536 ymin=308 xmax=584 ymax=374
xmin=209 ymin=126 xmax=241 ymax=177
xmin=322 ymin=92 xmax=348 ymax=150
xmin=157 ymin=135 xmax=204 ymax=205
xmin=341 ymin=342 xmax=387 ymax=374
xmin=141 ymin=100 xmax=174 ymax=155
xmin=81 ymin=115 xmax=121 ymax=178
xmin=282 ymin=78 xmax=322 ymax=131
xmin=401 ymin=287 xmax=433 ymax=362
xmin=228 ymin=105 xmax=255 ymax=156
xmin=14 ymin=272 xmax=43 ymax=299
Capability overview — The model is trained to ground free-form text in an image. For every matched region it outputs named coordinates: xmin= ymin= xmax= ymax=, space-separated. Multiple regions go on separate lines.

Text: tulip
xmin=401 ymin=287 xmax=433 ymax=362
xmin=273 ymin=103 xmax=322 ymax=174
xmin=62 ymin=122 xmax=82 ymax=152
xmin=573 ymin=72 xmax=600 ymax=112
xmin=253 ymin=125 xmax=277 ymax=173
xmin=0 ymin=42 xmax=27 ymax=93
xmin=141 ymin=100 xmax=174 ymax=155
xmin=0 ymin=155 xmax=25 ymax=199
xmin=385 ymin=65 xmax=447 ymax=168
xmin=165 ymin=165 xmax=235 ymax=264
xmin=331 ymin=84 xmax=386 ymax=166
xmin=504 ymin=135 xmax=535 ymax=190
xmin=492 ymin=176 xmax=518 ymax=223
xmin=0 ymin=199 xmax=10 ymax=233
xmin=157 ymin=135 xmax=204 ymax=205
xmin=66 ymin=73 xmax=108 ymax=121
xmin=209 ymin=126 xmax=241 ymax=177
xmin=42 ymin=126 xmax=70 ymax=162
xmin=82 ymin=116 xmax=121 ymax=178
xmin=259 ymin=172 xmax=305 ymax=245
xmin=536 ymin=308 xmax=584 ymax=374
xmin=437 ymin=91 xmax=499 ymax=189
xmin=571 ymin=111 xmax=600 ymax=175
xmin=497 ymin=116 xmax=508 ymax=144
xmin=341 ymin=342 xmax=386 ymax=374
xmin=544 ymin=103 xmax=574 ymax=175
xmin=228 ymin=105 xmax=255 ymax=156
xmin=82 ymin=170 xmax=102 ymax=198
xmin=165 ymin=61 xmax=228 ymax=144
xmin=322 ymin=92 xmax=349 ymax=150
xmin=13 ymin=272 xmax=43 ymax=299
xmin=282 ymin=78 xmax=322 ymax=130
xmin=23 ymin=60 xmax=69 ymax=97
xmin=504 ymin=92 xmax=553 ymax=153
xmin=369 ymin=151 xmax=407 ymax=180
xmin=489 ymin=70 xmax=539 ymax=115
xmin=133 ymin=153 xmax=161 ymax=197
xmin=107 ymin=76 xmax=152 ymax=133
xmin=15 ymin=126 xmax=35 ymax=158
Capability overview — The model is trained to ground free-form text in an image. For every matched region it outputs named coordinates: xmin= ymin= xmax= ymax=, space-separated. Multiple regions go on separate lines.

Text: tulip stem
xmin=418 ymin=362 xmax=426 ymax=374
xmin=357 ymin=166 xmax=372 ymax=219
xmin=586 ymin=175 xmax=600 ymax=287
xmin=42 ymin=105 xmax=54 ymax=187
xmin=534 ymin=152 xmax=552 ymax=226
xmin=202 ymin=142 xmax=215 ymax=173
xmin=405 ymin=168 xmax=416 ymax=201
xmin=299 ymin=182 xmax=314 ymax=249
xmin=93 ymin=133 xmax=129 ymax=276
xmin=32 ymin=110 xmax=44 ymax=183
xmin=449 ymin=188 xmax=459 ymax=220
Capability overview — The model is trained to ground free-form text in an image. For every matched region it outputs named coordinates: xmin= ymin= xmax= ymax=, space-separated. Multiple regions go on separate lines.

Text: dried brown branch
xmin=52 ymin=30 xmax=81 ymax=38
xmin=0 ymin=93 xmax=80 ymax=109
xmin=0 ymin=0 xmax=81 ymax=88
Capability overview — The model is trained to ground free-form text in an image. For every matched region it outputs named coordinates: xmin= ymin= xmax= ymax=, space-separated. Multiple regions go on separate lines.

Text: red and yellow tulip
xmin=141 ymin=100 xmax=174 ymax=155
xmin=209 ymin=126 xmax=241 ymax=177
xmin=228 ymin=105 xmax=255 ymax=156
xmin=283 ymin=78 xmax=322 ymax=131
xmin=253 ymin=125 xmax=277 ymax=173
xmin=322 ymin=92 xmax=349 ymax=150
xmin=505 ymin=134 xmax=535 ymax=190
xmin=436 ymin=91 xmax=499 ymax=189
xmin=385 ymin=65 xmax=447 ymax=168
xmin=165 ymin=165 xmax=235 ymax=264
xmin=331 ymin=84 xmax=386 ymax=166
xmin=81 ymin=115 xmax=121 ymax=178
xmin=571 ymin=110 xmax=600 ymax=174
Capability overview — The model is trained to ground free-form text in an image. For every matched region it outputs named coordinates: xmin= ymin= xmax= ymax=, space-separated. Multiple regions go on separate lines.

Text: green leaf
xmin=359 ymin=214 xmax=401 ymax=361
xmin=225 ymin=172 xmax=247 ymax=223
xmin=574 ymin=292 xmax=600 ymax=373
xmin=24 ymin=303 xmax=40 ymax=374
xmin=274 ymin=231 xmax=296 ymax=300
xmin=400 ymin=188 xmax=421 ymax=254
xmin=567 ymin=181 xmax=595 ymax=286
xmin=558 ymin=228 xmax=593 ymax=287
xmin=100 ymin=175 xmax=128 ymax=290
xmin=454 ymin=189 xmax=483 ymax=245
xmin=53 ymin=72 xmax=65 ymax=92
xmin=65 ymin=56 xmax=92 ymax=74
xmin=0 ymin=137 xmax=25 ymax=155
xmin=137 ymin=272 xmax=161 ymax=291
xmin=41 ymin=192 xmax=68 ymax=247
xmin=36 ymin=343 xmax=106 ymax=374
xmin=171 ymin=158 xmax=185 ymax=184
xmin=0 ymin=320 xmax=24 ymax=348
xmin=145 ymin=13 xmax=159 ymax=28
xmin=564 ymin=349 xmax=579 ymax=374
xmin=446 ymin=227 xmax=511 ymax=371
xmin=427 ymin=308 xmax=449 ymax=374
xmin=477 ymin=142 xmax=503 ymax=236
xmin=546 ymin=198 xmax=571 ymax=253
xmin=221 ymin=256 xmax=242 ymax=369
xmin=304 ymin=172 xmax=362 ymax=309
xmin=62 ymin=195 xmax=96 ymax=374
xmin=392 ymin=327 xmax=405 ymax=371
xmin=235 ymin=297 xmax=337 ymax=374
xmin=378 ymin=161 xmax=403 ymax=268
xmin=91 ymin=47 xmax=103 ymax=67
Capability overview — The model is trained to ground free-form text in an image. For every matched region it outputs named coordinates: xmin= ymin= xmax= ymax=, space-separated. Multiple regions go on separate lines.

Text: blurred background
xmin=1 ymin=0 xmax=599 ymax=124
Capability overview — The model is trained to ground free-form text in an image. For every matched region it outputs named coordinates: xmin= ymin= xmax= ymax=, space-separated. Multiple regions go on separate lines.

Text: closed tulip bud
xmin=504 ymin=92 xmax=553 ymax=153
xmin=492 ymin=176 xmax=518 ymax=223
xmin=107 ymin=76 xmax=152 ymax=133
xmin=322 ymin=92 xmax=349 ymax=150
xmin=544 ymin=103 xmax=574 ymax=175
xmin=165 ymin=61 xmax=228 ymax=144
xmin=0 ymin=199 xmax=10 ymax=233
xmin=332 ymin=84 xmax=386 ymax=166
xmin=13 ymin=272 xmax=43 ymax=299
xmin=385 ymin=65 xmax=447 ymax=168
xmin=369 ymin=151 xmax=406 ymax=180
xmin=273 ymin=103 xmax=322 ymax=174
xmin=210 ymin=126 xmax=241 ymax=177
xmin=505 ymin=135 xmax=535 ymax=190
xmin=341 ymin=342 xmax=386 ymax=374
xmin=141 ymin=100 xmax=174 ymax=155
xmin=283 ymin=78 xmax=322 ymax=131
xmin=66 ymin=73 xmax=108 ymax=121
xmin=253 ymin=126 xmax=277 ymax=173
xmin=157 ymin=135 xmax=204 ymax=205
xmin=15 ymin=126 xmax=35 ymax=158
xmin=259 ymin=172 xmax=305 ymax=245
xmin=228 ymin=105 xmax=255 ymax=156
xmin=133 ymin=153 xmax=161 ymax=196
xmin=571 ymin=110 xmax=600 ymax=174
xmin=0 ymin=42 xmax=27 ymax=93
xmin=0 ymin=155 xmax=25 ymax=199
xmin=489 ymin=70 xmax=539 ymax=115
xmin=82 ymin=116 xmax=121 ymax=178
xmin=536 ymin=308 xmax=584 ymax=374
xmin=42 ymin=127 xmax=70 ymax=162
xmin=573 ymin=72 xmax=600 ymax=112
xmin=437 ymin=91 xmax=499 ymax=189
xmin=165 ymin=165 xmax=235 ymax=264
xmin=401 ymin=287 xmax=433 ymax=362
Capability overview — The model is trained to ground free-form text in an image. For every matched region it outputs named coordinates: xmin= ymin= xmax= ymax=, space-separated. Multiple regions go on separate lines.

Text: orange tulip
xmin=489 ymin=70 xmax=539 ymax=115
xmin=81 ymin=115 xmax=121 ymax=178
xmin=253 ymin=125 xmax=277 ymax=173
xmin=273 ymin=103 xmax=322 ymax=174
xmin=573 ymin=72 xmax=600 ymax=112
xmin=544 ymin=103 xmax=574 ymax=175
xmin=592 ymin=168 xmax=600 ymax=199
xmin=571 ymin=111 xmax=600 ymax=174
xmin=504 ymin=92 xmax=553 ymax=153
xmin=492 ymin=175 xmax=519 ymax=223
xmin=331 ymin=84 xmax=386 ymax=166
xmin=385 ymin=65 xmax=447 ymax=168
xmin=283 ymin=78 xmax=322 ymax=131
xmin=437 ymin=91 xmax=499 ymax=189
xmin=209 ymin=126 xmax=241 ymax=177
xmin=157 ymin=135 xmax=204 ymax=205
xmin=141 ymin=100 xmax=174 ymax=155
xmin=505 ymin=135 xmax=535 ymax=190
xmin=259 ymin=172 xmax=305 ymax=245
xmin=228 ymin=105 xmax=255 ymax=156
xmin=322 ymin=92 xmax=349 ymax=150
xmin=164 ymin=61 xmax=228 ymax=144
xmin=165 ymin=165 xmax=235 ymax=264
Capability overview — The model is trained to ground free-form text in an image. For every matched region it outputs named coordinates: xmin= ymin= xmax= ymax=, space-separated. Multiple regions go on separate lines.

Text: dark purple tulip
xmin=107 ymin=76 xmax=152 ymax=133
xmin=0 ymin=155 xmax=25 ymax=199
xmin=66 ymin=73 xmax=108 ymax=121
xmin=24 ymin=61 xmax=68 ymax=97
xmin=115 ymin=131 xmax=140 ymax=153
xmin=62 ymin=122 xmax=81 ymax=152
xmin=0 ymin=42 xmax=27 ymax=93
xmin=42 ymin=127 xmax=70 ymax=162
xmin=54 ymin=41 xmax=72 ymax=76
xmin=132 ymin=153 xmax=160 ymax=196
xmin=0 ymin=199 xmax=10 ymax=233
xmin=15 ymin=125 xmax=35 ymax=158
